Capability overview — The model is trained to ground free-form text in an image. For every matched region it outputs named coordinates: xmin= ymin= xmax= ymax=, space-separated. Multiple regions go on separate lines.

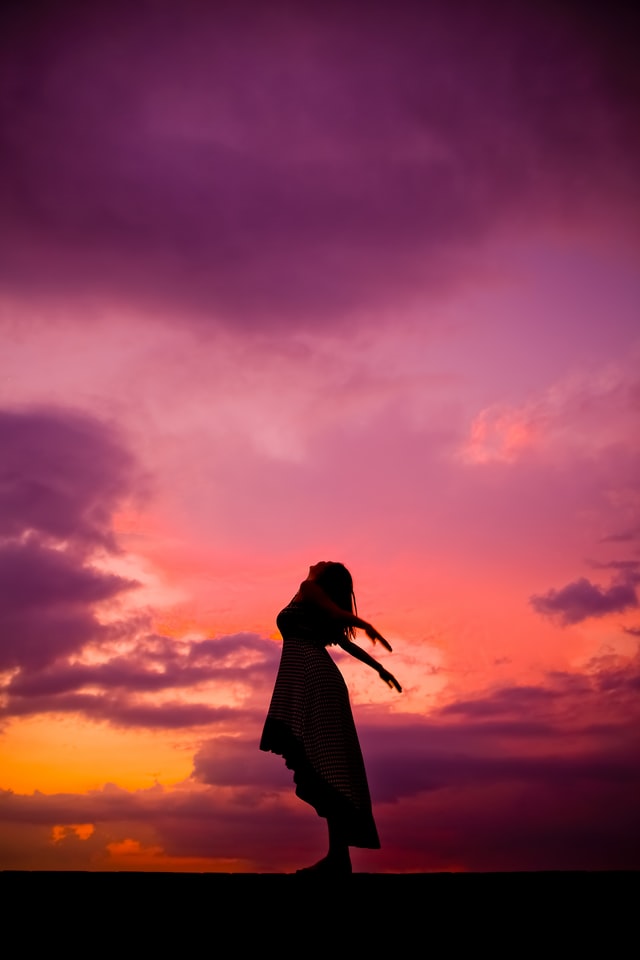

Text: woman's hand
xmin=379 ymin=667 xmax=402 ymax=693
xmin=364 ymin=623 xmax=393 ymax=652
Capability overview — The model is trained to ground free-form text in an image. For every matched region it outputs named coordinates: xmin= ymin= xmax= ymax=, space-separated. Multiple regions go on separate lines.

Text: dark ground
xmin=2 ymin=870 xmax=635 ymax=947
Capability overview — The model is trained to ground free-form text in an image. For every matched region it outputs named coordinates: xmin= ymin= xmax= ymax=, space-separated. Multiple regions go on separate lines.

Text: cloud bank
xmin=1 ymin=0 xmax=638 ymax=327
xmin=2 ymin=649 xmax=638 ymax=871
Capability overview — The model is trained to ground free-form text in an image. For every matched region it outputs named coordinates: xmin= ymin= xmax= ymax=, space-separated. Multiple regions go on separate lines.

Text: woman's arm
xmin=337 ymin=638 xmax=402 ymax=693
xmin=297 ymin=580 xmax=393 ymax=651
xmin=297 ymin=578 xmax=401 ymax=688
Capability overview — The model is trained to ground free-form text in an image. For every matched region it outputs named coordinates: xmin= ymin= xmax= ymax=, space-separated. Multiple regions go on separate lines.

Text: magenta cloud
xmin=1 ymin=1 xmax=637 ymax=327
xmin=8 ymin=634 xmax=279 ymax=698
xmin=2 ymin=631 xmax=280 ymax=729
xmin=0 ymin=538 xmax=136 ymax=671
xmin=0 ymin=407 xmax=141 ymax=671
xmin=530 ymin=575 xmax=638 ymax=625
xmin=0 ymin=408 xmax=138 ymax=550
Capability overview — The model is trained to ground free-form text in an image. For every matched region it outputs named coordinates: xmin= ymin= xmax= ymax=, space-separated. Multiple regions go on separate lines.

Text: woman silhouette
xmin=260 ymin=561 xmax=401 ymax=875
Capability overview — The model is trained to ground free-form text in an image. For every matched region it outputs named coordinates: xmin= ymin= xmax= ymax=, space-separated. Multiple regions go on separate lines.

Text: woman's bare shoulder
xmin=297 ymin=580 xmax=350 ymax=620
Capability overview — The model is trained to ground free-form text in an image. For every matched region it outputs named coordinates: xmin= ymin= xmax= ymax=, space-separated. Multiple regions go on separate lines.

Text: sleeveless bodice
xmin=276 ymin=599 xmax=339 ymax=648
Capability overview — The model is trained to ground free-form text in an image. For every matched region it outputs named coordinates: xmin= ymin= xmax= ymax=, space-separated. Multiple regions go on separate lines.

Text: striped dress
xmin=260 ymin=598 xmax=380 ymax=848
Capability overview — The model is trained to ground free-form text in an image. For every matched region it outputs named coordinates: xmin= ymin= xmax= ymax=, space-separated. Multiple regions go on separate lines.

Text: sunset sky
xmin=1 ymin=0 xmax=639 ymax=872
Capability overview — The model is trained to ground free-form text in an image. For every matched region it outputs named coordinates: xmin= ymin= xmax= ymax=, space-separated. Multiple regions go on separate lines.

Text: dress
xmin=260 ymin=598 xmax=380 ymax=848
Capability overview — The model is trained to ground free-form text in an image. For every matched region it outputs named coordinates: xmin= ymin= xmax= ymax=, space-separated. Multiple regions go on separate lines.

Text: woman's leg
xmin=295 ymin=816 xmax=352 ymax=874
xmin=327 ymin=816 xmax=352 ymax=872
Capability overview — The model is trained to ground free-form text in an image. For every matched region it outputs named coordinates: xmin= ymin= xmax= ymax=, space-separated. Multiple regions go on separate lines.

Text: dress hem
xmin=260 ymin=717 xmax=381 ymax=850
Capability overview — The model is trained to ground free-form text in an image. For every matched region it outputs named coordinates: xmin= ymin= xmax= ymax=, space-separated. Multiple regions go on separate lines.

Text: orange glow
xmin=52 ymin=824 xmax=95 ymax=843
xmin=103 ymin=838 xmax=254 ymax=873
xmin=0 ymin=717 xmax=194 ymax=793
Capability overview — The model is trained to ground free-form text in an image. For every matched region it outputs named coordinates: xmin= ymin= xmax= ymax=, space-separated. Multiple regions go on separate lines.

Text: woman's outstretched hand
xmin=364 ymin=623 xmax=393 ymax=652
xmin=379 ymin=667 xmax=402 ymax=693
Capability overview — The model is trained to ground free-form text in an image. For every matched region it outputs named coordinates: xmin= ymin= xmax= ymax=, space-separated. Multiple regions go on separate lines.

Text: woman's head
xmin=312 ymin=560 xmax=352 ymax=605
xmin=312 ymin=561 xmax=357 ymax=639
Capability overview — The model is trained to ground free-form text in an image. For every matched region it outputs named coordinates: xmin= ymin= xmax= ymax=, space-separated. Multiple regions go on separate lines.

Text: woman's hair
xmin=315 ymin=562 xmax=357 ymax=642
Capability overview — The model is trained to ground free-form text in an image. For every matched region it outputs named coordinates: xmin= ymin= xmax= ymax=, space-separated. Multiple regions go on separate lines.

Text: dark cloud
xmin=0 ymin=777 xmax=319 ymax=871
xmin=440 ymin=684 xmax=560 ymax=718
xmin=193 ymin=735 xmax=288 ymax=789
xmin=0 ymin=407 xmax=139 ymax=670
xmin=591 ymin=560 xmax=640 ymax=572
xmin=363 ymin=658 xmax=639 ymax=807
xmin=7 ymin=633 xmax=278 ymax=698
xmin=354 ymin=655 xmax=640 ymax=869
xmin=530 ymin=575 xmax=638 ymax=625
xmin=2 ymin=631 xmax=280 ymax=728
xmin=599 ymin=528 xmax=640 ymax=543
xmin=197 ymin=651 xmax=640 ymax=806
xmin=0 ymin=538 xmax=135 ymax=671
xmin=366 ymin=656 xmax=640 ymax=870
xmin=1 ymin=0 xmax=638 ymax=327
xmin=5 ymin=691 xmax=251 ymax=730
xmin=0 ymin=408 xmax=138 ymax=550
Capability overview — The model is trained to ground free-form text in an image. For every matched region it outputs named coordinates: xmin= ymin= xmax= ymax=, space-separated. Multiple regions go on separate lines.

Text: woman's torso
xmin=276 ymin=599 xmax=340 ymax=648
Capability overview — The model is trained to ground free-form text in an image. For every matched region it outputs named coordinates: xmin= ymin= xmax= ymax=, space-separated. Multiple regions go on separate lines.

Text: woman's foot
xmin=295 ymin=854 xmax=352 ymax=876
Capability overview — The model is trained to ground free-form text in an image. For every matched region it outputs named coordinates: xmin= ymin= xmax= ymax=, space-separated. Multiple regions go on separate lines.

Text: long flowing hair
xmin=315 ymin=562 xmax=357 ymax=643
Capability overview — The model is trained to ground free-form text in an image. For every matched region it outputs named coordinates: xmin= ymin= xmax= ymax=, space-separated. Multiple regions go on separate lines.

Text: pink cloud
xmin=460 ymin=368 xmax=640 ymax=465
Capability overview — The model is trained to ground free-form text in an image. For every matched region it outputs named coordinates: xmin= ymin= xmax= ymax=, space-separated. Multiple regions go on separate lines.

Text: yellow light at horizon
xmin=0 ymin=716 xmax=195 ymax=793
